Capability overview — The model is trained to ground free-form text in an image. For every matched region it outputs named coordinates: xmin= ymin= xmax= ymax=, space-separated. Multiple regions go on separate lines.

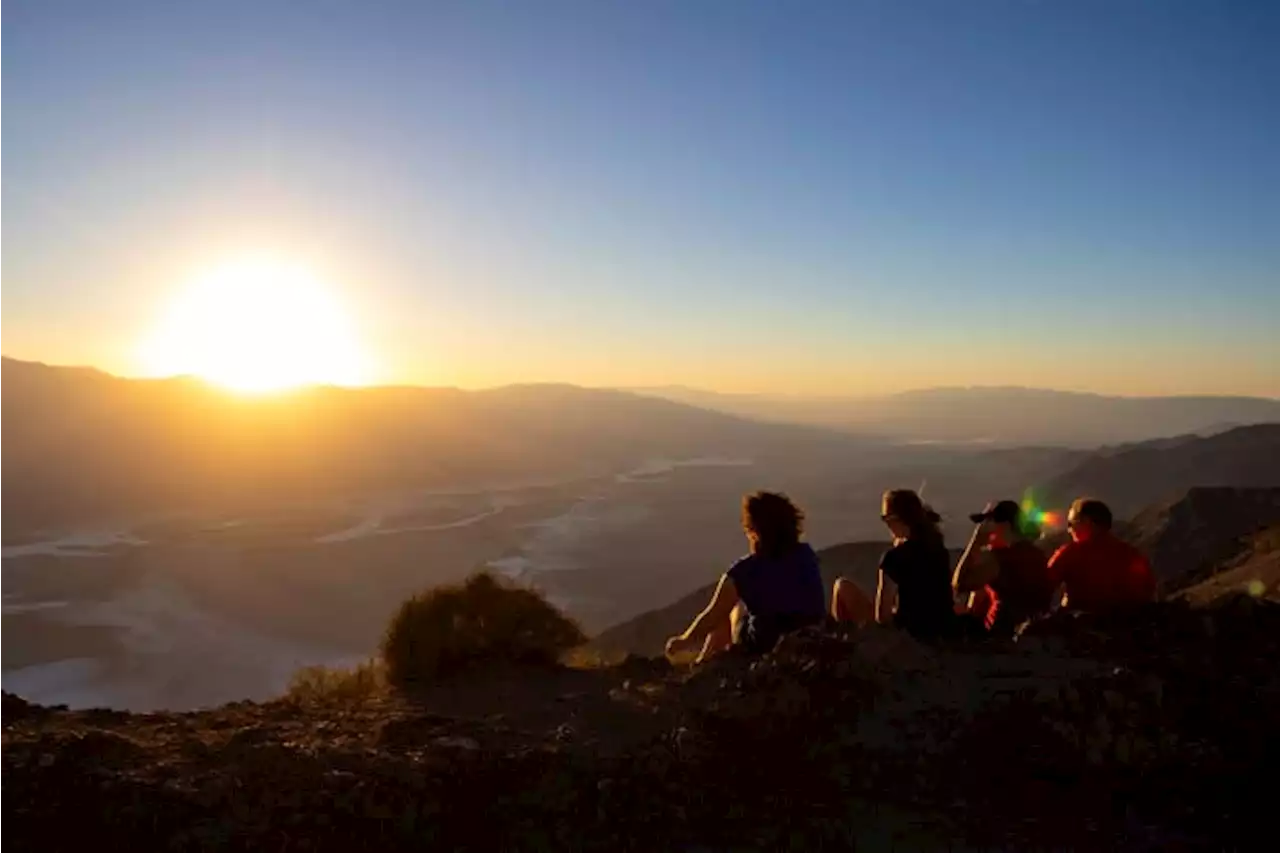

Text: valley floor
xmin=2 ymin=454 xmax=924 ymax=711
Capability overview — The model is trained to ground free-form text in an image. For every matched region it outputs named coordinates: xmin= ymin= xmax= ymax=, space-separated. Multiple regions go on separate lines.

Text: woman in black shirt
xmin=874 ymin=489 xmax=955 ymax=640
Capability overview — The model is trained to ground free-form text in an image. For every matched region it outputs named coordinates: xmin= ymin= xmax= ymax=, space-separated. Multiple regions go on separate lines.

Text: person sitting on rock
xmin=665 ymin=491 xmax=825 ymax=663
xmin=1047 ymin=498 xmax=1156 ymax=611
xmin=952 ymin=500 xmax=1054 ymax=638
xmin=832 ymin=489 xmax=955 ymax=640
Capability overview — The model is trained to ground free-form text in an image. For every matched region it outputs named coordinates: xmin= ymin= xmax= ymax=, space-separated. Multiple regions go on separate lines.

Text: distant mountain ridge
xmin=1178 ymin=523 xmax=1280 ymax=604
xmin=1036 ymin=424 xmax=1280 ymax=518
xmin=1123 ymin=487 xmax=1280 ymax=591
xmin=630 ymin=384 xmax=1280 ymax=446
xmin=1 ymin=358 xmax=867 ymax=534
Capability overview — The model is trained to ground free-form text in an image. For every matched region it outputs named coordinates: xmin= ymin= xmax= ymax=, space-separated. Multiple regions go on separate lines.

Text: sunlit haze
xmin=136 ymin=255 xmax=370 ymax=392
xmin=3 ymin=1 xmax=1278 ymax=396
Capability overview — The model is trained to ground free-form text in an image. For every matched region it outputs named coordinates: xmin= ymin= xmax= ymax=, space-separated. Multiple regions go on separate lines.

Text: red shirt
xmin=1047 ymin=534 xmax=1156 ymax=611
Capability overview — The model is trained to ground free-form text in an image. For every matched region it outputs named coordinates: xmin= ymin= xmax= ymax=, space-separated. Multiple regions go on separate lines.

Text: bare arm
xmin=875 ymin=569 xmax=898 ymax=624
xmin=953 ymin=523 xmax=999 ymax=593
xmin=666 ymin=574 xmax=740 ymax=653
xmin=1046 ymin=547 xmax=1069 ymax=612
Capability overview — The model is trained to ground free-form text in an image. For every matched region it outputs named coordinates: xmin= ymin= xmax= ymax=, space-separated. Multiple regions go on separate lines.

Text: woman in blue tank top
xmin=665 ymin=491 xmax=826 ymax=663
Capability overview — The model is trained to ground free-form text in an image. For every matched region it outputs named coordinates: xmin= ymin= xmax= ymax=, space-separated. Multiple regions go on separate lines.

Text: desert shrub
xmin=286 ymin=659 xmax=385 ymax=702
xmin=380 ymin=571 xmax=586 ymax=687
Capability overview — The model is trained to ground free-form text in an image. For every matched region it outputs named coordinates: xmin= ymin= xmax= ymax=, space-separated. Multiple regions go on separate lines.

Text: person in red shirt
xmin=953 ymin=499 xmax=1055 ymax=637
xmin=1047 ymin=498 xmax=1157 ymax=611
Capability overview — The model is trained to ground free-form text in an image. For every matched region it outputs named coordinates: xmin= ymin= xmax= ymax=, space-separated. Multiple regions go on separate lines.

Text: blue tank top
xmin=726 ymin=543 xmax=826 ymax=653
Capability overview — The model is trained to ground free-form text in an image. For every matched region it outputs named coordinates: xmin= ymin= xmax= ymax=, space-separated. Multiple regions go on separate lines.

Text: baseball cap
xmin=968 ymin=500 xmax=1021 ymax=525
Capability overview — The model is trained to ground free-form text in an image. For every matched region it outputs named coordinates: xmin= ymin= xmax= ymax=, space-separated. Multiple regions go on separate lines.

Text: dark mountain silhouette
xmin=631 ymin=384 xmax=1280 ymax=446
xmin=590 ymin=541 xmax=960 ymax=657
xmin=1177 ymin=523 xmax=1280 ymax=604
xmin=1 ymin=358 xmax=867 ymax=534
xmin=1036 ymin=423 xmax=1280 ymax=518
xmin=1120 ymin=487 xmax=1280 ymax=590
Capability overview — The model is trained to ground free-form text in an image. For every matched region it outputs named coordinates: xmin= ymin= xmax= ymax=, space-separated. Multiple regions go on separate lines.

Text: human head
xmin=1067 ymin=498 xmax=1113 ymax=542
xmin=881 ymin=489 xmax=942 ymax=543
xmin=742 ymin=491 xmax=804 ymax=555
xmin=969 ymin=499 xmax=1025 ymax=544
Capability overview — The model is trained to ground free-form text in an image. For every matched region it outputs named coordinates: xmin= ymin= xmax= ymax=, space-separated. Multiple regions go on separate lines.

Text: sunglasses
xmin=881 ymin=513 xmax=898 ymax=522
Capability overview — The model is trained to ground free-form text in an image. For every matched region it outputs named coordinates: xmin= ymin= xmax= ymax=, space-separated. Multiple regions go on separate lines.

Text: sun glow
xmin=138 ymin=256 xmax=371 ymax=393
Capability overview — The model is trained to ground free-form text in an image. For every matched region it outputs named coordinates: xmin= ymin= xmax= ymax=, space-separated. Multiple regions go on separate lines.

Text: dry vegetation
xmin=287 ymin=571 xmax=587 ymax=700
xmin=286 ymin=659 xmax=386 ymax=702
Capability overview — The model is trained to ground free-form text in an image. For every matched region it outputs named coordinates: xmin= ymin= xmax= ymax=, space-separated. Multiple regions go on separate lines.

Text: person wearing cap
xmin=1046 ymin=498 xmax=1156 ymax=611
xmin=952 ymin=499 xmax=1054 ymax=638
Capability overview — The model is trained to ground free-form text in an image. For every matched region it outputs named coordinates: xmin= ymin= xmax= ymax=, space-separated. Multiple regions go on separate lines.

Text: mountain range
xmin=1177 ymin=522 xmax=1280 ymax=605
xmin=1124 ymin=487 xmax=1280 ymax=591
xmin=631 ymin=384 xmax=1280 ymax=446
xmin=1 ymin=358 xmax=864 ymax=534
xmin=8 ymin=357 xmax=1276 ymax=537
xmin=1036 ymin=424 xmax=1280 ymax=517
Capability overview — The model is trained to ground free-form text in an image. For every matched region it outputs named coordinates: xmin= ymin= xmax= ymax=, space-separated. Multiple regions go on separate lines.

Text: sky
xmin=3 ymin=0 xmax=1278 ymax=397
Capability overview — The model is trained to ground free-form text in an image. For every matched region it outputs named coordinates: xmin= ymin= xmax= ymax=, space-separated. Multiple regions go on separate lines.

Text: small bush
xmin=287 ymin=659 xmax=385 ymax=702
xmin=380 ymin=571 xmax=586 ymax=687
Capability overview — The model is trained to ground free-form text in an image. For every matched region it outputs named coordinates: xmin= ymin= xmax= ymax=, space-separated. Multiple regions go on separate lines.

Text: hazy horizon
xmin=4 ymin=1 xmax=1278 ymax=398
xmin=6 ymin=354 xmax=1280 ymax=402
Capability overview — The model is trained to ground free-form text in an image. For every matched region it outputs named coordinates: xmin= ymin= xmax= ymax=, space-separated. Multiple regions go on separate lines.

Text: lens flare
xmin=1014 ymin=489 xmax=1066 ymax=535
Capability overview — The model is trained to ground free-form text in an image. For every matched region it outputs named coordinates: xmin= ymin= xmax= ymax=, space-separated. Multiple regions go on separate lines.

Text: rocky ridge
xmin=6 ymin=594 xmax=1279 ymax=851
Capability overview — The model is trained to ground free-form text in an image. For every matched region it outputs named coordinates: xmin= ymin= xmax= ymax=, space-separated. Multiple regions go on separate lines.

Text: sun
xmin=138 ymin=255 xmax=371 ymax=393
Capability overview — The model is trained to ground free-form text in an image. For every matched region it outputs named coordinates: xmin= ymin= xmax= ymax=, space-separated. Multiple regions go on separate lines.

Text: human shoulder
xmin=726 ymin=553 xmax=759 ymax=581
xmin=1047 ymin=540 xmax=1079 ymax=568
xmin=880 ymin=539 xmax=922 ymax=581
xmin=880 ymin=540 xmax=907 ymax=568
xmin=794 ymin=542 xmax=821 ymax=571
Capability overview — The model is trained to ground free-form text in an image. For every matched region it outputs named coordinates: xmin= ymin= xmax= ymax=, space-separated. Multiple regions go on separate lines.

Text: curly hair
xmin=741 ymin=491 xmax=805 ymax=555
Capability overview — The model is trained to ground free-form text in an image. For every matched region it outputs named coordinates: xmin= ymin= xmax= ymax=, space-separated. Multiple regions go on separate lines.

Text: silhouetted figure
xmin=1048 ymin=498 xmax=1156 ymax=611
xmin=665 ymin=491 xmax=825 ymax=663
xmin=953 ymin=500 xmax=1054 ymax=637
xmin=833 ymin=489 xmax=954 ymax=640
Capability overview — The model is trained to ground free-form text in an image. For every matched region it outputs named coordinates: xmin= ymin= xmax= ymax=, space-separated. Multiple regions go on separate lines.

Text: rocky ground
xmin=6 ymin=595 xmax=1279 ymax=851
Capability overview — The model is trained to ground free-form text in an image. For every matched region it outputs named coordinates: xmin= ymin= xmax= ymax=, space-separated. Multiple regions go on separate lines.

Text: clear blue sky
xmin=4 ymin=0 xmax=1278 ymax=395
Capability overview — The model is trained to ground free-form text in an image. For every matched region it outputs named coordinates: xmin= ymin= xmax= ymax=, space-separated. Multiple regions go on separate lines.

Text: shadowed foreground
xmin=5 ymin=596 xmax=1278 ymax=851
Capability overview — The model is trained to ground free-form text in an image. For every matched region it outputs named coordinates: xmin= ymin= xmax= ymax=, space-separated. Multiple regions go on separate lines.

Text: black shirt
xmin=880 ymin=537 xmax=955 ymax=640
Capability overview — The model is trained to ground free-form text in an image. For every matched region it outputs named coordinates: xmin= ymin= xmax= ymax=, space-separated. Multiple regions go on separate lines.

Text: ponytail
xmin=882 ymin=489 xmax=945 ymax=546
xmin=915 ymin=504 xmax=944 ymax=545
